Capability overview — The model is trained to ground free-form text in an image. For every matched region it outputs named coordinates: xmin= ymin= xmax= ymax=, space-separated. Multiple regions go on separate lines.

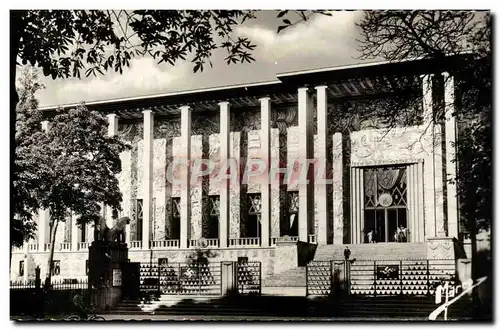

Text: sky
xmin=34 ymin=10 xmax=369 ymax=108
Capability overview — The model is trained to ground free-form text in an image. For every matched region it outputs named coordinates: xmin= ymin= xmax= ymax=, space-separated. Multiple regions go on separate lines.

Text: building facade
xmin=11 ymin=57 xmax=466 ymax=283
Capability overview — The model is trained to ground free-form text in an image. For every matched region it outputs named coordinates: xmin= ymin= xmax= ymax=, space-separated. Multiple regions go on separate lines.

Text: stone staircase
xmin=105 ymin=294 xmax=474 ymax=320
xmin=313 ymin=242 xmax=428 ymax=261
xmin=261 ymin=266 xmax=307 ymax=296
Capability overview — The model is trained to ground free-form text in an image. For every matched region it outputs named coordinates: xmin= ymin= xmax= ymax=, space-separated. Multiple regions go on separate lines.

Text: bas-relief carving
xmin=207 ymin=131 xmax=242 ymax=238
xmin=208 ymin=134 xmax=220 ymax=196
xmin=171 ymin=137 xmax=182 ymax=198
xmin=350 ymin=125 xmax=436 ymax=166
xmin=427 ymin=238 xmax=454 ymax=259
xmin=153 ymin=139 xmax=166 ymax=240
xmin=136 ymin=141 xmax=144 ymax=198
xmin=190 ymin=135 xmax=203 ymax=240
xmin=247 ymin=130 xmax=261 ymax=194
xmin=332 ymin=133 xmax=344 ymax=244
xmin=432 ymin=125 xmax=445 ymax=235
xmin=286 ymin=126 xmax=300 ymax=191
xmin=192 ymin=114 xmax=219 ymax=136
xmin=154 ymin=119 xmax=181 ymax=240
xmin=231 ymin=108 xmax=260 ymax=132
xmin=154 ymin=119 xmax=181 ymax=139
xmin=230 ymin=132 xmax=241 ymax=238
xmin=170 ymin=135 xmax=203 ymax=238
xmin=326 ymin=98 xmax=422 ymax=134
xmin=270 ymin=128 xmax=280 ymax=238
xmin=350 ymin=124 xmax=444 ymax=240
xmin=119 ymin=122 xmax=144 ymax=143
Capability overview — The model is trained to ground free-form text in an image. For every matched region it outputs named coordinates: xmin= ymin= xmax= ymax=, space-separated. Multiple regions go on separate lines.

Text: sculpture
xmin=95 ymin=215 xmax=130 ymax=244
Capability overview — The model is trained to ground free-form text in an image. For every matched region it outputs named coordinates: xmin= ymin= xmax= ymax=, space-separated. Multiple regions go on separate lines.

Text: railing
xmin=10 ymin=280 xmax=37 ymax=289
xmin=130 ymin=241 xmax=143 ymax=249
xmin=308 ymin=234 xmax=317 ymax=244
xmin=139 ymin=261 xmax=262 ymax=296
xmin=228 ymin=237 xmax=260 ymax=247
xmin=429 ymin=276 xmax=487 ymax=321
xmin=151 ymin=240 xmax=179 ymax=249
xmin=271 ymin=236 xmax=299 ymax=245
xmin=28 ymin=243 xmax=38 ymax=252
xmin=59 ymin=243 xmax=71 ymax=251
xmin=78 ymin=242 xmax=90 ymax=250
xmin=188 ymin=239 xmax=219 ymax=248
xmin=44 ymin=243 xmax=52 ymax=251
xmin=307 ymin=259 xmax=456 ymax=297
xmin=10 ymin=277 xmax=88 ymax=290
xmin=12 ymin=246 xmax=23 ymax=253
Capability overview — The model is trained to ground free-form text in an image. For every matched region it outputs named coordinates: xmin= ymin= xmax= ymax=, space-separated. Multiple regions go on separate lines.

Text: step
xmin=262 ymin=267 xmax=306 ymax=288
xmin=261 ymin=287 xmax=306 ymax=296
xmin=313 ymin=243 xmax=428 ymax=261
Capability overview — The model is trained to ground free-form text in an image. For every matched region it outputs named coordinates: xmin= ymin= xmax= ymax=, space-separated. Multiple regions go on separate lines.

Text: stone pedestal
xmin=274 ymin=238 xmax=298 ymax=275
xmin=88 ymin=241 xmax=129 ymax=310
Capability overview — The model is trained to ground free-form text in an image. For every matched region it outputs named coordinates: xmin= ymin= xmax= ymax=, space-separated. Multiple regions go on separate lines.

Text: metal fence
xmin=10 ymin=278 xmax=89 ymax=291
xmin=139 ymin=261 xmax=261 ymax=295
xmin=10 ymin=278 xmax=89 ymax=316
xmin=237 ymin=261 xmax=261 ymax=295
xmin=307 ymin=259 xmax=456 ymax=297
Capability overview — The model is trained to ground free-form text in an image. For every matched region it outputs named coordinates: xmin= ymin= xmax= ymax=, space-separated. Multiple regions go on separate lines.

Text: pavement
xmin=98 ymin=314 xmax=429 ymax=321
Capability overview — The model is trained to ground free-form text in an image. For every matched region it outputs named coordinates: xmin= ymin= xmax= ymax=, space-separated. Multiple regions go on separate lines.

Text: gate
xmin=122 ymin=262 xmax=140 ymax=299
xmin=307 ymin=259 xmax=456 ymax=297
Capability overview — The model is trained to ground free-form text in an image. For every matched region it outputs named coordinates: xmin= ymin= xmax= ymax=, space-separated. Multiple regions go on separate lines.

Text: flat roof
xmin=38 ymin=54 xmax=467 ymax=114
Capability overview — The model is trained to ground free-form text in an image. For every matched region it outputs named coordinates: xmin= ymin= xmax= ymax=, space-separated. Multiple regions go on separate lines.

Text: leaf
xmin=277 ymin=10 xmax=288 ymax=18
xmin=277 ymin=25 xmax=288 ymax=33
xmin=283 ymin=19 xmax=291 ymax=25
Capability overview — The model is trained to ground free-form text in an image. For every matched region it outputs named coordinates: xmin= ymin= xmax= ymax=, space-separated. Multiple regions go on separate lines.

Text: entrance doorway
xmin=363 ymin=165 xmax=409 ymax=243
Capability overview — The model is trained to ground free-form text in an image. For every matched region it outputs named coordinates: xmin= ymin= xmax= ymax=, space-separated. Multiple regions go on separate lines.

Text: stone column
xmin=106 ymin=114 xmax=119 ymax=228
xmin=38 ymin=209 xmax=48 ymax=251
xmin=417 ymin=161 xmax=425 ymax=242
xmin=350 ymin=167 xmax=364 ymax=244
xmin=23 ymin=242 xmax=29 ymax=282
xmin=407 ymin=164 xmax=415 ymax=242
xmin=297 ymin=87 xmax=314 ymax=242
xmin=180 ymin=106 xmax=191 ymax=249
xmin=442 ymin=72 xmax=459 ymax=239
xmin=315 ymin=85 xmax=328 ymax=245
xmin=41 ymin=120 xmax=51 ymax=132
xmin=260 ymin=97 xmax=271 ymax=247
xmin=107 ymin=113 xmax=119 ymax=136
xmin=421 ymin=74 xmax=436 ymax=239
xmin=71 ymin=211 xmax=79 ymax=251
xmin=219 ymin=102 xmax=230 ymax=248
xmin=142 ymin=110 xmax=154 ymax=249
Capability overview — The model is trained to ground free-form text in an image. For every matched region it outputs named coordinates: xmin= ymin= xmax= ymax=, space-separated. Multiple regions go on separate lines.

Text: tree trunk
xmin=44 ymin=220 xmax=59 ymax=290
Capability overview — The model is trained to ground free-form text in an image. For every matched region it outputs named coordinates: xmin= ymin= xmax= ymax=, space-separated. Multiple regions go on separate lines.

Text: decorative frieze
xmin=190 ymin=135 xmax=203 ymax=240
xmin=153 ymin=139 xmax=166 ymax=240
xmin=332 ymin=132 xmax=343 ymax=244
xmin=230 ymin=132 xmax=241 ymax=238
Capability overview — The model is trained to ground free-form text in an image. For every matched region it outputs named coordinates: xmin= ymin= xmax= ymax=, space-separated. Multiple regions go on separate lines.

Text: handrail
xmin=429 ymin=276 xmax=487 ymax=321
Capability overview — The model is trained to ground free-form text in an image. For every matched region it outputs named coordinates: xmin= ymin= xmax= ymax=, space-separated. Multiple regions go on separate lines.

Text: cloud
xmin=37 ymin=57 xmax=192 ymax=106
xmin=236 ymin=11 xmax=363 ymax=62
xmin=35 ymin=11 xmax=365 ymax=107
